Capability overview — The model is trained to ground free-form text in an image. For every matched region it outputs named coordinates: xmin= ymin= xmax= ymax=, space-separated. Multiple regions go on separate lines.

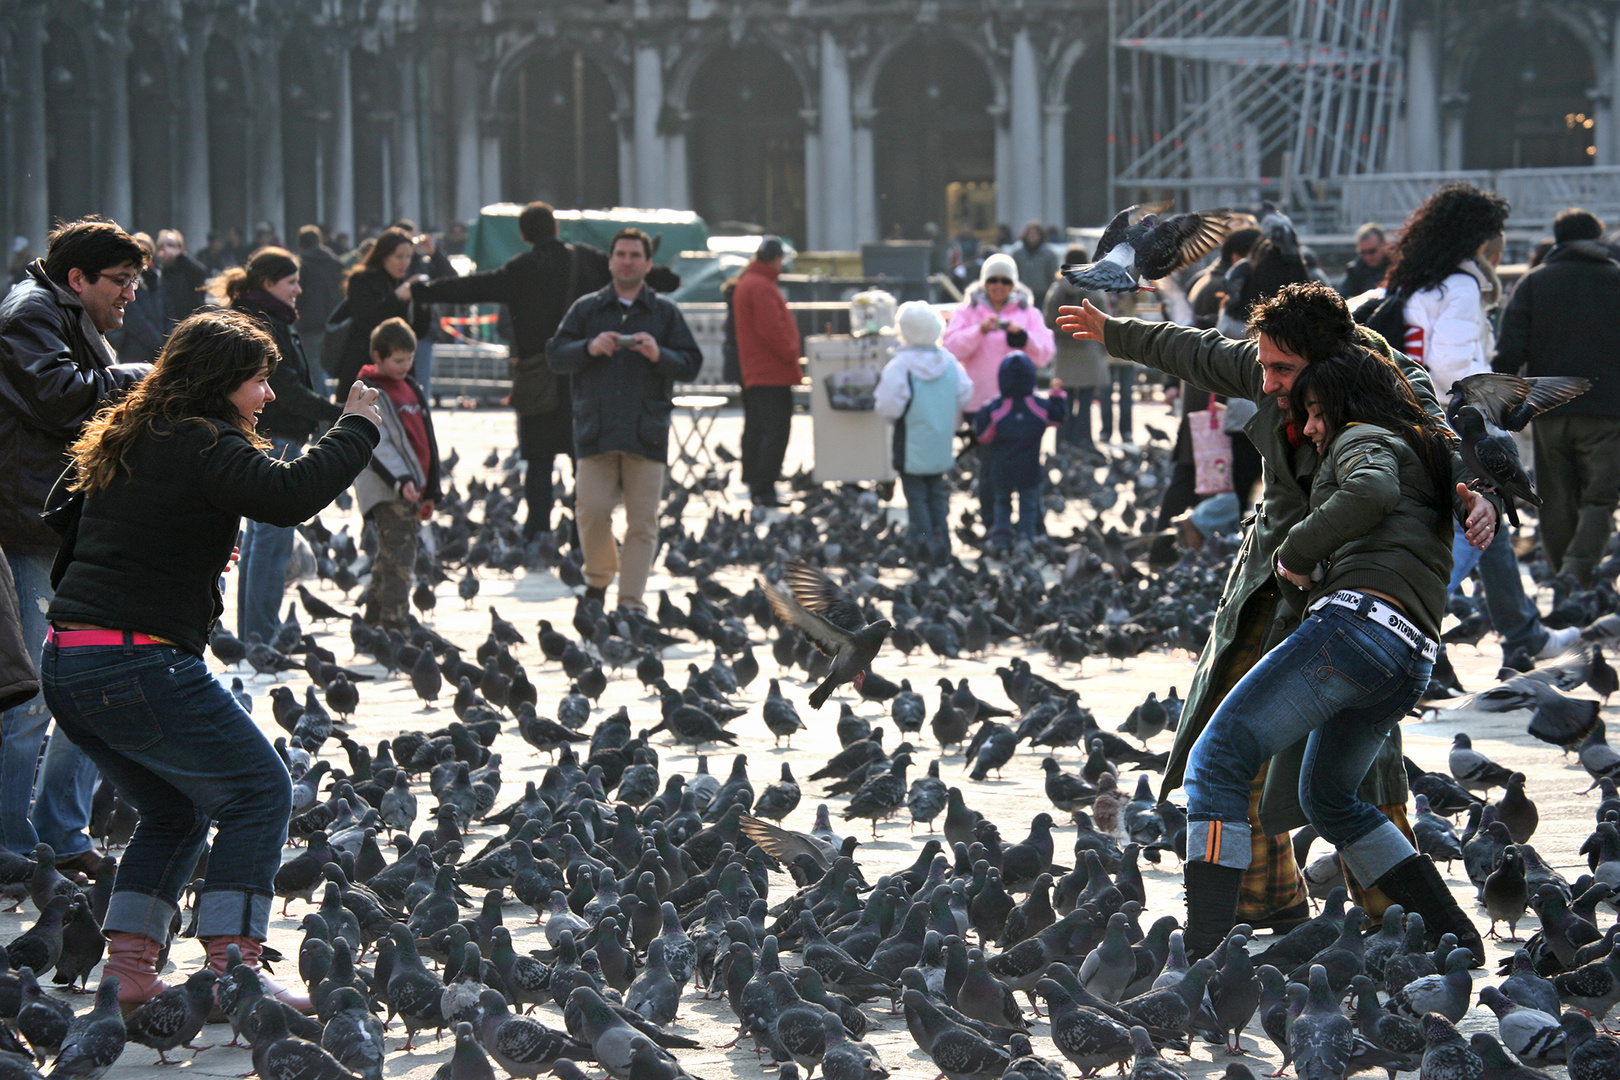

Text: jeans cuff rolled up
xmin=103 ymin=891 xmax=180 ymax=945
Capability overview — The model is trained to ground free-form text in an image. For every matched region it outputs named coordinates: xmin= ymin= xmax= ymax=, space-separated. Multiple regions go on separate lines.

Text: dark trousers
xmin=1099 ymin=366 xmax=1135 ymax=440
xmin=1533 ymin=414 xmax=1620 ymax=583
xmin=1058 ymin=386 xmax=1096 ymax=448
xmin=518 ymin=413 xmax=574 ymax=540
xmin=741 ymin=385 xmax=793 ymax=494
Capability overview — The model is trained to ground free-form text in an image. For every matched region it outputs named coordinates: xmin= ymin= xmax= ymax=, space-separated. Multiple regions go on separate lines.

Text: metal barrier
xmin=1341 ymin=167 xmax=1620 ymax=231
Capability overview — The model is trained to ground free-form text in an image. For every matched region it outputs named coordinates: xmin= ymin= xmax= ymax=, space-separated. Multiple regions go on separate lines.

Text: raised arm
xmin=1057 ymin=297 xmax=1262 ymax=400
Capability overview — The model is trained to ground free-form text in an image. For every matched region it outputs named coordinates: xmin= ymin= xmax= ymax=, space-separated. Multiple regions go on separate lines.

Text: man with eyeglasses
xmin=0 ymin=216 xmax=152 ymax=873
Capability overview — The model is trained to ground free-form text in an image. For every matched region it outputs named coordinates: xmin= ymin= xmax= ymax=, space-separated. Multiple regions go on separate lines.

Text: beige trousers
xmin=574 ymin=451 xmax=664 ymax=609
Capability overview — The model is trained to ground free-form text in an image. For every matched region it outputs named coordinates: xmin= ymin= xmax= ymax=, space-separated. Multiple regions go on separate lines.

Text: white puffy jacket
xmin=1401 ymin=260 xmax=1498 ymax=397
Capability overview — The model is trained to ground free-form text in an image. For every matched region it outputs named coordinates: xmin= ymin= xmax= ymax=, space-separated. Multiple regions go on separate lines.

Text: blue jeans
xmin=991 ymin=483 xmax=1042 ymax=545
xmin=1448 ymin=522 xmax=1545 ymax=659
xmin=236 ymin=437 xmax=301 ymax=643
xmin=414 ymin=339 xmax=434 ymax=399
xmin=41 ymin=642 xmax=291 ymax=942
xmin=900 ymin=473 xmax=950 ymax=561
xmin=1184 ymin=595 xmax=1431 ymax=886
xmin=1 ymin=553 xmax=99 ymax=858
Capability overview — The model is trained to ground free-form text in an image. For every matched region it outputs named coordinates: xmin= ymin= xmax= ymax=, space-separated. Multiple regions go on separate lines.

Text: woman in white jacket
xmin=1386 ymin=182 xmax=1577 ymax=673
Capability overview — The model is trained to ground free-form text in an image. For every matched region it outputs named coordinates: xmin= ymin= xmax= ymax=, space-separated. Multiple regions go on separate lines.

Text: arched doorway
xmin=498 ymin=49 xmax=620 ymax=210
xmin=686 ymin=46 xmax=806 ymax=244
xmin=872 ymin=36 xmax=995 ymax=240
xmin=129 ymin=31 xmax=177 ymax=236
xmin=1065 ymin=51 xmax=1110 ymax=229
xmin=42 ymin=20 xmax=99 ymax=223
xmin=1464 ymin=18 xmax=1596 ymax=170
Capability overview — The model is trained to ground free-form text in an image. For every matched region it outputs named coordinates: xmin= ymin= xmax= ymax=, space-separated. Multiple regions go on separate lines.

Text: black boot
xmin=1183 ymin=860 xmax=1246 ymax=960
xmin=1372 ymin=853 xmax=1485 ymax=968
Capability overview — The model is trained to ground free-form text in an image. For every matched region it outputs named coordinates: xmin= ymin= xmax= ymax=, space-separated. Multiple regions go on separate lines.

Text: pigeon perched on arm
xmin=1061 ymin=202 xmax=1231 ymax=292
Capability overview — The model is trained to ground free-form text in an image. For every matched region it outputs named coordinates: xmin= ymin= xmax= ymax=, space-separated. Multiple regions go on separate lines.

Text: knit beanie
xmin=979 ymin=252 xmax=1019 ymax=286
xmin=897 ymin=301 xmax=944 ymax=347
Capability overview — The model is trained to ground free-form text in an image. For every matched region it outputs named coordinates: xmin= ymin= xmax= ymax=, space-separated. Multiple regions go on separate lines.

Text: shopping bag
xmin=1189 ymin=392 xmax=1235 ymax=495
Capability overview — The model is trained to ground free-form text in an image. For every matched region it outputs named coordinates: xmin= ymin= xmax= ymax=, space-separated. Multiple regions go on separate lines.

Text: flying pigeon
xmin=1061 ymin=202 xmax=1231 ymax=292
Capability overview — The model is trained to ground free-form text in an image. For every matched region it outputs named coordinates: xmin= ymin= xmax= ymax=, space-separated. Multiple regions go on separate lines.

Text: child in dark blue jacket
xmin=972 ymin=351 xmax=1066 ymax=551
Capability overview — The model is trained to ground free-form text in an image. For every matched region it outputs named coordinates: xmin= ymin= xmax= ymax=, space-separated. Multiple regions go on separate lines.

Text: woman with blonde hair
xmin=38 ymin=308 xmax=379 ymax=1009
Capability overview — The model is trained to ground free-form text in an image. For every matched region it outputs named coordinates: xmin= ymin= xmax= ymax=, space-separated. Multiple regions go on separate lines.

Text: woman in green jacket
xmin=1180 ymin=345 xmax=1485 ymax=963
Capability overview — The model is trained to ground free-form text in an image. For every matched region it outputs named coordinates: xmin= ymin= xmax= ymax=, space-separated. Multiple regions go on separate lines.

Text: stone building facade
xmin=2 ymin=0 xmax=1618 ymax=256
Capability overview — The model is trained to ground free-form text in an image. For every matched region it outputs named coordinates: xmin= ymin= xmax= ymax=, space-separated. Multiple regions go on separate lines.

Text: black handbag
xmin=511 ymin=245 xmax=579 ymax=416
xmin=322 ymin=297 xmax=354 ymax=375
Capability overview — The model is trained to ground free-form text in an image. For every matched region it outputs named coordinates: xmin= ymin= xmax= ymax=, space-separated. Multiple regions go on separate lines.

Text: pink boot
xmin=104 ymin=931 xmax=170 ymax=1013
xmin=205 ymin=934 xmax=312 ymax=1013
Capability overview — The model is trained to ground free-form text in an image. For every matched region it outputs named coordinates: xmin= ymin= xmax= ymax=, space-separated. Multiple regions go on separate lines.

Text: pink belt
xmin=46 ymin=626 xmax=172 ymax=648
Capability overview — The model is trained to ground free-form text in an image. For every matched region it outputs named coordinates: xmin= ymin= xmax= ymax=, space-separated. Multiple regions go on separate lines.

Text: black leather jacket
xmin=547 ymin=283 xmax=703 ymax=461
xmin=0 ymin=261 xmax=150 ymax=554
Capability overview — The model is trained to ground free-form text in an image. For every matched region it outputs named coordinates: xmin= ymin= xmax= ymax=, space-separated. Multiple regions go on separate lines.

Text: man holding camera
xmin=548 ymin=229 xmax=702 ymax=612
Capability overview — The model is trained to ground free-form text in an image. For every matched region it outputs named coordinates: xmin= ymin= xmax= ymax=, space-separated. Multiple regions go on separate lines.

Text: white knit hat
xmin=896 ymin=301 xmax=944 ymax=347
xmin=979 ymin=252 xmax=1019 ymax=286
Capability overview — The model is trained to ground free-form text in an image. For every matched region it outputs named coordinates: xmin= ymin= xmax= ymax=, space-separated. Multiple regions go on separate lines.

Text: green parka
xmin=1099 ymin=317 xmax=1491 ymax=834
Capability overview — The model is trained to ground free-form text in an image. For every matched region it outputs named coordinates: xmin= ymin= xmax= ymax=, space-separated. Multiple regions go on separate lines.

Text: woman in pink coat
xmin=943 ymin=252 xmax=1056 ymax=539
xmin=943 ymin=252 xmax=1056 ymax=412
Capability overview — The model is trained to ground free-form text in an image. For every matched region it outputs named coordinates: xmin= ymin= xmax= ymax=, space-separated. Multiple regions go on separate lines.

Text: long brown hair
xmin=346 ymin=227 xmax=413 ymax=286
xmin=211 ymin=246 xmax=299 ymax=306
xmin=69 ymin=309 xmax=278 ymax=494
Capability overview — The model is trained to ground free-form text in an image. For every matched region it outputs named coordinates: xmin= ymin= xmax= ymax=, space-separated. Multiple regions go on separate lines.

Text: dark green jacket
xmin=1100 ymin=317 xmax=1489 ymax=833
xmin=1276 ymin=424 xmax=1454 ymax=641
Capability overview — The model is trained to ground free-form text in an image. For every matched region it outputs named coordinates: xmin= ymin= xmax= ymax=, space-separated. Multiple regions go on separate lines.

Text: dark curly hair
xmin=1246 ymin=281 xmax=1359 ymax=363
xmin=1289 ymin=345 xmax=1456 ymax=529
xmin=1385 ymin=182 xmax=1510 ymax=296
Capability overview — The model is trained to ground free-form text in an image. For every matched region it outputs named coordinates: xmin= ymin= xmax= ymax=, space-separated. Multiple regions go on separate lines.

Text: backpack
xmin=1354 ymin=289 xmax=1408 ymax=351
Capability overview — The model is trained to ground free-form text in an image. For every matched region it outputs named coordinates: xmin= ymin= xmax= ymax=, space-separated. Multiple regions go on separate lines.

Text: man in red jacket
xmin=734 ymin=237 xmax=801 ymax=507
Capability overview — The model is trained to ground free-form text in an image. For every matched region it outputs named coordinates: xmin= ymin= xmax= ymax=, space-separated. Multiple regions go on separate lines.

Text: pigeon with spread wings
xmin=763 ymin=561 xmax=892 ymax=709
xmin=1446 ymin=373 xmax=1590 ymax=527
xmin=1061 ymin=201 xmax=1232 ymax=292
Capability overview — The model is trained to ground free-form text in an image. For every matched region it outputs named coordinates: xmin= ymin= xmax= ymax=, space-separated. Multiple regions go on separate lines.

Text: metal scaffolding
xmin=1108 ymin=0 xmax=1403 ymax=225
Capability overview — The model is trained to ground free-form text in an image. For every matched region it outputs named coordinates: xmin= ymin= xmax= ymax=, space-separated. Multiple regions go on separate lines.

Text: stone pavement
xmin=3 ymin=400 xmax=1598 ymax=1080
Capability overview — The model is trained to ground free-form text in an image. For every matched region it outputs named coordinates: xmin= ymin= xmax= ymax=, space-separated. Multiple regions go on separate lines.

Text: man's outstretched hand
xmin=1055 ymin=298 xmax=1108 ymax=343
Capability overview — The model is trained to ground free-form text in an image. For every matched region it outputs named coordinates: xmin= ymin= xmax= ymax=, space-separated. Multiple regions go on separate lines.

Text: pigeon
xmin=818 ymin=1012 xmax=887 ymax=1080
xmin=1419 ymin=1012 xmax=1483 ymax=1080
xmin=1476 ymin=986 xmax=1564 ymax=1066
xmin=1449 ymin=732 xmax=1513 ymax=793
xmin=1446 ymin=372 xmax=1590 ymax=434
xmin=1552 ymin=941 xmax=1620 ymax=1020
xmin=1482 ymin=846 xmax=1530 ymax=941
xmin=123 ymin=968 xmax=218 ymax=1064
xmin=49 ymin=976 xmax=126 ymax=1080
xmin=1560 ymin=1011 xmax=1620 ymax=1080
xmin=1494 ymin=773 xmax=1538 ymax=844
xmin=763 ymin=569 xmax=891 ymax=710
xmin=1288 ymin=966 xmax=1354 ymax=1080
xmin=320 ymin=988 xmax=386 ymax=1080
xmin=249 ymin=996 xmax=364 ymax=1080
xmin=1035 ymin=978 xmax=1134 ymax=1076
xmin=902 ymin=989 xmax=1010 ymax=1080
xmin=1469 ymin=1032 xmax=1555 ymax=1080
xmin=1388 ymin=947 xmax=1474 ymax=1023
xmin=1061 ymin=201 xmax=1231 ymax=292
xmin=474 ymin=989 xmax=589 ymax=1077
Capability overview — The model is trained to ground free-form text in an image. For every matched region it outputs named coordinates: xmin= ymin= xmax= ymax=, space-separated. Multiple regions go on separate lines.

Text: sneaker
xmin=1536 ymin=624 xmax=1581 ymax=660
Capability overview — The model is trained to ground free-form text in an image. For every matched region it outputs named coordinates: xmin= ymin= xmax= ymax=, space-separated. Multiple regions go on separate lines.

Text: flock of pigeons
xmin=1 ymin=382 xmax=1620 ymax=1080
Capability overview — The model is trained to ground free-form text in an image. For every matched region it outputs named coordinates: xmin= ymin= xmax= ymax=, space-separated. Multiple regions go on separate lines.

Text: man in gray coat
xmin=548 ymin=229 xmax=702 ymax=612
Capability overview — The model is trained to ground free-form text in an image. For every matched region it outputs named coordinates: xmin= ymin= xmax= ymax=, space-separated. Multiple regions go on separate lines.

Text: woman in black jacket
xmin=334 ymin=227 xmax=420 ymax=392
xmin=218 ymin=248 xmax=345 ymax=643
xmin=39 ymin=308 xmax=379 ymax=1009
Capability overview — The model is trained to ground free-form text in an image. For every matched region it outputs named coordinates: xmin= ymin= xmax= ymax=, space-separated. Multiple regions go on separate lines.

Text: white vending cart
xmin=805 ymin=333 xmax=897 ymax=485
